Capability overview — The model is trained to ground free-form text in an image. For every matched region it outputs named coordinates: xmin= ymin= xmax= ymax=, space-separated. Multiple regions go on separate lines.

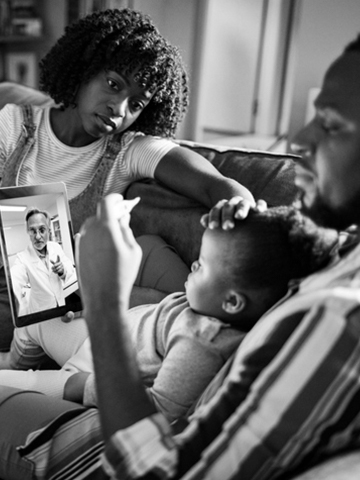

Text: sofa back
xmin=126 ymin=139 xmax=298 ymax=267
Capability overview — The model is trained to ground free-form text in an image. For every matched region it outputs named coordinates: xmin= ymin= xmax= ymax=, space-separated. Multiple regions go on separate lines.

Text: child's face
xmin=185 ymin=228 xmax=236 ymax=320
xmin=74 ymin=69 xmax=153 ymax=140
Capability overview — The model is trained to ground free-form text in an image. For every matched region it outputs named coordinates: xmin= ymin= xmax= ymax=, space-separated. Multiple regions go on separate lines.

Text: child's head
xmin=185 ymin=206 xmax=338 ymax=329
xmin=39 ymin=8 xmax=188 ymax=138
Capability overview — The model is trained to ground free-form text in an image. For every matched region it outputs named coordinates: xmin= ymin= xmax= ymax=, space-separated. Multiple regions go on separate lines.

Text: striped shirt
xmin=0 ymin=104 xmax=177 ymax=200
xmin=102 ymin=241 xmax=360 ymax=479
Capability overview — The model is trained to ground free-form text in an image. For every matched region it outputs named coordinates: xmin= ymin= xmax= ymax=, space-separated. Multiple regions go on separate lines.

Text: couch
xmin=0 ymin=81 xmax=359 ymax=479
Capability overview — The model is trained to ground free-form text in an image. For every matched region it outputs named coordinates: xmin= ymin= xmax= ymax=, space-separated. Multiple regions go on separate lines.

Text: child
xmin=0 ymin=203 xmax=338 ymax=422
xmin=0 ymin=8 xmax=254 ymax=348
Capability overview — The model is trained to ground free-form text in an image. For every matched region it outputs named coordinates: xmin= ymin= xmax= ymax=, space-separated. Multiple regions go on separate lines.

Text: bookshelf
xmin=0 ymin=0 xmax=44 ymax=87
xmin=0 ymin=0 xmax=129 ymax=87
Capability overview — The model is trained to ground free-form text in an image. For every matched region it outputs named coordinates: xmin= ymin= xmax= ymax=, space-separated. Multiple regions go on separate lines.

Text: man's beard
xmin=296 ymin=189 xmax=360 ymax=231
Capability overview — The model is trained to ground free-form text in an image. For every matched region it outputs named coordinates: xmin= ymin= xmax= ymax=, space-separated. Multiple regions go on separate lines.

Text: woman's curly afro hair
xmin=39 ymin=8 xmax=189 ymax=138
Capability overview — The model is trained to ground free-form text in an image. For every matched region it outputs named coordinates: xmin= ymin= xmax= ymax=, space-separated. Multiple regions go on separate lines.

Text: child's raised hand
xmin=76 ymin=194 xmax=142 ymax=319
xmin=200 ymin=196 xmax=267 ymax=230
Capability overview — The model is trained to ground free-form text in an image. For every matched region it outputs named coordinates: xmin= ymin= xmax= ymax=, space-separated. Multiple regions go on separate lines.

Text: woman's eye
xmin=131 ymin=101 xmax=144 ymax=112
xmin=107 ymin=78 xmax=119 ymax=90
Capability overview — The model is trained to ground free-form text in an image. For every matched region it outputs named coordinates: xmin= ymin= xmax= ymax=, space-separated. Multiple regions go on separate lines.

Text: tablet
xmin=0 ymin=182 xmax=82 ymax=327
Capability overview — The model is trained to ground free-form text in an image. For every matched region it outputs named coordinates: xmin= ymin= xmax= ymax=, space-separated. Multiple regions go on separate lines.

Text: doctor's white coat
xmin=10 ymin=241 xmax=75 ymax=315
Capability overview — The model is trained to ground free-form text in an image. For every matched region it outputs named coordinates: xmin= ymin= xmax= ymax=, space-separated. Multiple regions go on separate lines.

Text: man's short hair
xmin=25 ymin=208 xmax=51 ymax=226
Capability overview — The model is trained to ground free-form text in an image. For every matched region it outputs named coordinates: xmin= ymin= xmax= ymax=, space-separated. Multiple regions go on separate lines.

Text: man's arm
xmin=77 ymin=194 xmax=156 ymax=439
xmin=78 ymin=194 xmax=360 ymax=480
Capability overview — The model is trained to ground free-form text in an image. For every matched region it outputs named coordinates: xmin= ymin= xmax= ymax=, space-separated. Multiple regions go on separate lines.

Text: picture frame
xmin=5 ymin=51 xmax=37 ymax=88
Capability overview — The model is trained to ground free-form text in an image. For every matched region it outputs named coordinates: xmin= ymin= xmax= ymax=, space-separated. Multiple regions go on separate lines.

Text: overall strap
xmin=1 ymin=104 xmax=36 ymax=187
xmin=69 ymin=134 xmax=124 ymax=234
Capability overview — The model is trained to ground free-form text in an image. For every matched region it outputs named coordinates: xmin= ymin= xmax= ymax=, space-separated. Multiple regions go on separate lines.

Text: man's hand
xmin=76 ymin=195 xmax=155 ymax=439
xmin=51 ymin=255 xmax=65 ymax=276
xmin=200 ymin=196 xmax=268 ymax=230
xmin=61 ymin=310 xmax=83 ymax=323
xmin=77 ymin=194 xmax=143 ymax=319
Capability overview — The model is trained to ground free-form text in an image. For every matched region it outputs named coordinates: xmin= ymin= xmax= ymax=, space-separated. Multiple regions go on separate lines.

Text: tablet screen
xmin=0 ymin=182 xmax=82 ymax=327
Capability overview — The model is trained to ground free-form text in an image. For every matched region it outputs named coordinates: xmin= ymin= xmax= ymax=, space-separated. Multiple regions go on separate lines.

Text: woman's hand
xmin=76 ymin=194 xmax=143 ymax=320
xmin=200 ymin=196 xmax=267 ymax=230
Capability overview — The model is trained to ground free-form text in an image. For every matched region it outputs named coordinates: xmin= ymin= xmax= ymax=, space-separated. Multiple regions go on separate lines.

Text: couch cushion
xmin=126 ymin=139 xmax=298 ymax=267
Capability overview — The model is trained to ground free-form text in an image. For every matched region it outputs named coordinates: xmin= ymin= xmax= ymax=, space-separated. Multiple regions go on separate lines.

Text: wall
xmin=196 ymin=0 xmax=265 ymax=141
xmin=13 ymin=0 xmax=360 ymax=146
xmin=282 ymin=0 xmax=360 ymax=148
xmin=132 ymin=0 xmax=360 ymax=144
xmin=133 ymin=0 xmax=199 ymax=139
xmin=38 ymin=0 xmax=67 ymax=59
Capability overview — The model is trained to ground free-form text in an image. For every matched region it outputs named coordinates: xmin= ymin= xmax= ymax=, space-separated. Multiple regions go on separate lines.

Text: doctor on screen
xmin=10 ymin=208 xmax=74 ymax=315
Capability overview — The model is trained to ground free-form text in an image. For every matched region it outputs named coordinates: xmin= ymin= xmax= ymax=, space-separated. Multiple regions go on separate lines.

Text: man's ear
xmin=222 ymin=290 xmax=247 ymax=315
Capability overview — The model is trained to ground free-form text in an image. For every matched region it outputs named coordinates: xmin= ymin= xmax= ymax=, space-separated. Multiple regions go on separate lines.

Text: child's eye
xmin=191 ymin=260 xmax=201 ymax=272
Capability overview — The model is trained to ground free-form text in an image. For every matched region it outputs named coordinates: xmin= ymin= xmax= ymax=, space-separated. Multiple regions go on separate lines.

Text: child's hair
xmin=344 ymin=33 xmax=360 ymax=53
xmin=39 ymin=8 xmax=189 ymax=138
xmin=223 ymin=206 xmax=339 ymax=308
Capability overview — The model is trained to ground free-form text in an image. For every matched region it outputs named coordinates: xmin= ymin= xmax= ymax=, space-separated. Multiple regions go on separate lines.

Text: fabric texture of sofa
xmin=0 ymin=81 xmax=359 ymax=479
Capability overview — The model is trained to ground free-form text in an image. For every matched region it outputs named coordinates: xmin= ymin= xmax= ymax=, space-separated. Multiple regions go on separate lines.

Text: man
xmin=76 ymin=35 xmax=360 ymax=479
xmin=11 ymin=208 xmax=75 ymax=315
xmin=0 ymin=35 xmax=360 ymax=480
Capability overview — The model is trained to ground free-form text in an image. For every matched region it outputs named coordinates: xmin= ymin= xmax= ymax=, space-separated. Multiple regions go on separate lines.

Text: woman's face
xmin=74 ymin=69 xmax=153 ymax=141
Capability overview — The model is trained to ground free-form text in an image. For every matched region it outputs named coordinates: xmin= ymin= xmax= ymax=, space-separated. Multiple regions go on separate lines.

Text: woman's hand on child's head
xmin=200 ymin=197 xmax=267 ymax=230
xmin=76 ymin=194 xmax=143 ymax=317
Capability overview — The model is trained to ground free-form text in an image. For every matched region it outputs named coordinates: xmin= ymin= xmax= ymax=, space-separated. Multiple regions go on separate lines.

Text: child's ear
xmin=222 ymin=290 xmax=247 ymax=315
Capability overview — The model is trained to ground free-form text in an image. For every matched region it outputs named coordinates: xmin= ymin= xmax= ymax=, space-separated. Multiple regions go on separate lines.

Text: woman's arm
xmin=154 ymin=146 xmax=256 ymax=224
